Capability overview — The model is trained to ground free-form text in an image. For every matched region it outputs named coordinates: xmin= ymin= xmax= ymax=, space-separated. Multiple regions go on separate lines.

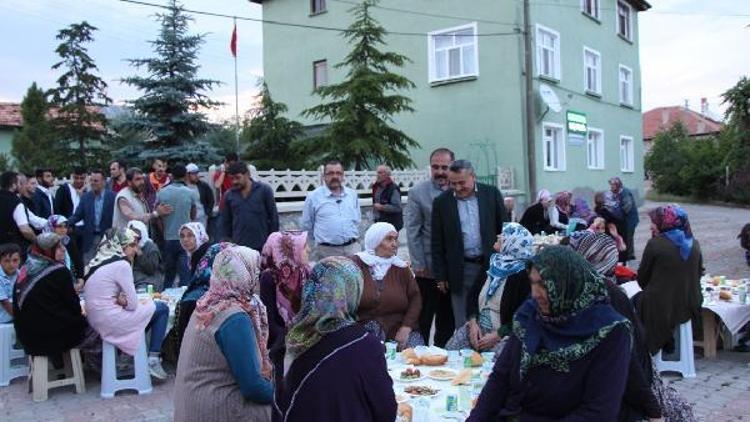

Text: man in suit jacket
xmin=55 ymin=167 xmax=88 ymax=253
xmin=32 ymin=168 xmax=56 ymax=219
xmin=432 ymin=159 xmax=506 ymax=328
xmin=68 ymin=169 xmax=115 ymax=263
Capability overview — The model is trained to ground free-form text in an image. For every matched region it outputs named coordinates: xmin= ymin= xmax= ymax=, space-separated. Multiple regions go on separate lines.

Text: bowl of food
xmin=404 ymin=385 xmax=440 ymax=397
xmin=398 ymin=368 xmax=424 ymax=382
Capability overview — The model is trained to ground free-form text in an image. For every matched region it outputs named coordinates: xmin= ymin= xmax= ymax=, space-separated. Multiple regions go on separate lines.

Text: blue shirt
xmin=93 ymin=191 xmax=105 ymax=232
xmin=456 ymin=194 xmax=482 ymax=257
xmin=301 ymin=186 xmax=361 ymax=245
xmin=0 ymin=269 xmax=17 ymax=323
xmin=222 ymin=181 xmax=279 ymax=251
xmin=157 ymin=181 xmax=199 ymax=241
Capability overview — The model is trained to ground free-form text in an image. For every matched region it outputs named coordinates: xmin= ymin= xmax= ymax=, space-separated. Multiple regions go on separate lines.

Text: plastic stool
xmin=29 ymin=348 xmax=86 ymax=401
xmin=653 ymin=320 xmax=696 ymax=378
xmin=1 ymin=323 xmax=28 ymax=386
xmin=100 ymin=336 xmax=152 ymax=398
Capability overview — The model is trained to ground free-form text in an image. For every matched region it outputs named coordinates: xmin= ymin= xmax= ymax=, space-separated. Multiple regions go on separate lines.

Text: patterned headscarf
xmin=127 ymin=220 xmax=151 ymax=248
xmin=15 ymin=233 xmax=69 ymax=310
xmin=355 ymin=222 xmax=407 ymax=280
xmin=194 ymin=247 xmax=272 ymax=380
xmin=648 ymin=204 xmax=694 ymax=261
xmin=513 ymin=246 xmax=630 ymax=378
xmin=182 ymin=242 xmax=234 ymax=303
xmin=261 ymin=231 xmax=311 ymax=328
xmin=43 ymin=215 xmax=70 ymax=246
xmin=285 ymin=257 xmax=364 ymax=362
xmin=571 ymin=197 xmax=595 ymax=222
xmin=486 ymin=223 xmax=533 ymax=299
xmin=608 ymin=177 xmax=624 ymax=191
xmin=536 ymin=189 xmax=552 ymax=204
xmin=179 ymin=222 xmax=209 ymax=254
xmin=555 ymin=191 xmax=573 ymax=215
xmin=567 ymin=231 xmax=619 ymax=277
xmin=84 ymin=228 xmax=137 ymax=280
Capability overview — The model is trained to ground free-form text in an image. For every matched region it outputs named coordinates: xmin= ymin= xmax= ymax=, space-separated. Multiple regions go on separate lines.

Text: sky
xmin=0 ymin=0 xmax=748 ymax=121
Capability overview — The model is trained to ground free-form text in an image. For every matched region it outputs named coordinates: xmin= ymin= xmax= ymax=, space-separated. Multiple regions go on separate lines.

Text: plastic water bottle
xmin=412 ymin=398 xmax=431 ymax=422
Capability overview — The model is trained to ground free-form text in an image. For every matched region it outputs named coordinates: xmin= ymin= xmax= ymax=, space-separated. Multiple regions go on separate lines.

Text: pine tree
xmin=302 ymin=0 xmax=418 ymax=170
xmin=11 ymin=83 xmax=60 ymax=173
xmin=48 ymin=21 xmax=112 ymax=170
xmin=121 ymin=0 xmax=222 ymax=164
xmin=721 ymin=76 xmax=750 ymax=202
xmin=243 ymin=83 xmax=306 ymax=170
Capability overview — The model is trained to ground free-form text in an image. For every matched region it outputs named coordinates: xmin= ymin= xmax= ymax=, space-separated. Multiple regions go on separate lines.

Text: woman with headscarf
xmin=83 ymin=228 xmax=170 ymax=380
xmin=127 ymin=220 xmax=164 ymax=291
xmin=519 ymin=189 xmax=559 ymax=235
xmin=637 ymin=205 xmax=703 ymax=356
xmin=351 ymin=222 xmax=423 ymax=350
xmin=276 ymin=257 xmax=396 ymax=422
xmin=607 ymin=177 xmax=640 ymax=263
xmin=258 ymin=230 xmax=310 ymax=388
xmin=468 ymin=246 xmax=632 ymax=421
xmin=13 ymin=233 xmax=91 ymax=357
xmin=44 ymin=215 xmax=84 ymax=289
xmin=554 ymin=191 xmax=572 ymax=226
xmin=174 ymin=247 xmax=273 ymax=422
xmin=446 ymin=223 xmax=533 ymax=355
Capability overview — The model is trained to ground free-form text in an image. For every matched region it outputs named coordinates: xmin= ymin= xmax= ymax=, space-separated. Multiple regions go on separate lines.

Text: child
xmin=588 ymin=217 xmax=626 ymax=252
xmin=739 ymin=223 xmax=750 ymax=267
xmin=0 ymin=243 xmax=22 ymax=323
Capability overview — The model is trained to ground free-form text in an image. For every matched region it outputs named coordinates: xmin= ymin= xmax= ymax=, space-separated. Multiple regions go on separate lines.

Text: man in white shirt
xmin=0 ymin=172 xmax=39 ymax=260
xmin=32 ymin=168 xmax=55 ymax=219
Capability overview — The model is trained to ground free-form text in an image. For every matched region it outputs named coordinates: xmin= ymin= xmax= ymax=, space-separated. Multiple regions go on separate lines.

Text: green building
xmin=250 ymin=0 xmax=650 ymax=203
xmin=0 ymin=103 xmax=21 ymax=167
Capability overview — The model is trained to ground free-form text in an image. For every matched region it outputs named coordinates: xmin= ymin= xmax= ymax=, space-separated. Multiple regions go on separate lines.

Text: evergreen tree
xmin=721 ymin=76 xmax=750 ymax=202
xmin=11 ymin=83 xmax=60 ymax=173
xmin=243 ymin=83 xmax=306 ymax=169
xmin=302 ymin=0 xmax=418 ymax=170
xmin=48 ymin=21 xmax=112 ymax=170
xmin=121 ymin=0 xmax=222 ymax=163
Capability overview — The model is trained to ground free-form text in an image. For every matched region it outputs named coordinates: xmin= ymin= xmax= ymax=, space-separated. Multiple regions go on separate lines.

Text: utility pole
xmin=523 ymin=0 xmax=537 ymax=199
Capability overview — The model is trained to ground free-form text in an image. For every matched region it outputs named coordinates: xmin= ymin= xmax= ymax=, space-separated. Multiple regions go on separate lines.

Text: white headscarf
xmin=355 ymin=222 xmax=407 ymax=280
xmin=127 ymin=220 xmax=151 ymax=248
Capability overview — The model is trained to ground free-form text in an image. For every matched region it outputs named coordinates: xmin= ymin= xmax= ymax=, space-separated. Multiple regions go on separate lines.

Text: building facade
xmin=251 ymin=0 xmax=650 ymax=203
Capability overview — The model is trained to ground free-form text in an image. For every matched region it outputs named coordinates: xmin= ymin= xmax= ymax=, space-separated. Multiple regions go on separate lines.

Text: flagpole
xmin=233 ymin=17 xmax=240 ymax=155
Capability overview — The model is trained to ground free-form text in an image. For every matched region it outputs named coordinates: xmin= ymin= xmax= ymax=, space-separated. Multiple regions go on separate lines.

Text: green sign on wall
xmin=566 ymin=110 xmax=588 ymax=136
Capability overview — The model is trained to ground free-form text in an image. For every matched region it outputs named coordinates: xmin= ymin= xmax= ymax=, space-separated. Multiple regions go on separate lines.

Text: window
xmin=587 ymin=128 xmax=604 ymax=169
xmin=428 ymin=23 xmax=479 ymax=83
xmin=620 ymin=136 xmax=634 ymax=172
xmin=617 ymin=1 xmax=632 ymax=41
xmin=543 ymin=123 xmax=566 ymax=171
xmin=313 ymin=60 xmax=328 ymax=88
xmin=311 ymin=0 xmax=326 ymax=14
xmin=583 ymin=47 xmax=601 ymax=95
xmin=619 ymin=64 xmax=633 ymax=106
xmin=581 ymin=0 xmax=600 ymax=19
xmin=536 ymin=25 xmax=561 ymax=80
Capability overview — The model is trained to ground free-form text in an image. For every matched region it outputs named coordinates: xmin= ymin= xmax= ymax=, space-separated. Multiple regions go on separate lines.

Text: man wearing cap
xmin=185 ymin=164 xmax=215 ymax=229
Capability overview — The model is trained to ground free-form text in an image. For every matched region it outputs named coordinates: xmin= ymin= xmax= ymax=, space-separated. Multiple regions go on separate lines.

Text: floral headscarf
xmin=261 ymin=231 xmax=311 ymax=328
xmin=127 ymin=220 xmax=151 ymax=248
xmin=84 ymin=228 xmax=138 ymax=280
xmin=648 ymin=204 xmax=694 ymax=261
xmin=43 ymin=215 xmax=70 ymax=245
xmin=182 ymin=242 xmax=234 ymax=303
xmin=513 ymin=246 xmax=630 ymax=378
xmin=15 ymin=233 xmax=68 ymax=310
xmin=285 ymin=257 xmax=364 ymax=364
xmin=179 ymin=222 xmax=209 ymax=254
xmin=486 ymin=223 xmax=533 ymax=299
xmin=194 ymin=247 xmax=272 ymax=379
xmin=571 ymin=197 xmax=595 ymax=222
xmin=567 ymin=231 xmax=619 ymax=277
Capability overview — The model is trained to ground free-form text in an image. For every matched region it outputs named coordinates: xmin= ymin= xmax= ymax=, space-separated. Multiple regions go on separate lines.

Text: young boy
xmin=0 ymin=243 xmax=22 ymax=323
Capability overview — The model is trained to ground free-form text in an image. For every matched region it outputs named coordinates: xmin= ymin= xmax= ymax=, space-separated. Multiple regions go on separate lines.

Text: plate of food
xmin=404 ymin=385 xmax=440 ymax=397
xmin=427 ymin=369 xmax=456 ymax=381
xmin=397 ymin=368 xmax=424 ymax=382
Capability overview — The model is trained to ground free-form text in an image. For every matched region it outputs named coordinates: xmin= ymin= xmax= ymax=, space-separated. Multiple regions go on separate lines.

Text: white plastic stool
xmin=100 ymin=336 xmax=152 ymax=398
xmin=653 ymin=320 xmax=696 ymax=378
xmin=29 ymin=348 xmax=86 ymax=401
xmin=1 ymin=323 xmax=28 ymax=386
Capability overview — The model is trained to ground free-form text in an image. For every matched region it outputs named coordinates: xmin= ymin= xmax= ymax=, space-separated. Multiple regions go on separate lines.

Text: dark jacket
xmin=431 ymin=183 xmax=506 ymax=292
xmin=372 ymin=181 xmax=403 ymax=231
xmin=0 ymin=190 xmax=24 ymax=248
xmin=222 ymin=181 xmax=279 ymax=251
xmin=68 ymin=189 xmax=116 ymax=253
xmin=54 ymin=183 xmax=82 ymax=218
xmin=259 ymin=272 xmax=287 ymax=391
xmin=33 ymin=187 xmax=53 ymax=219
xmin=196 ymin=180 xmax=215 ymax=219
xmin=519 ymin=202 xmax=548 ymax=235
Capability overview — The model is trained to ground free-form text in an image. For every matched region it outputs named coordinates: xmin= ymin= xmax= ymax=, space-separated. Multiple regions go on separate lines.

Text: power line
xmin=330 ymin=0 xmax=520 ymax=26
xmin=116 ymin=0 xmax=522 ymax=37
xmin=526 ymin=0 xmax=750 ymax=17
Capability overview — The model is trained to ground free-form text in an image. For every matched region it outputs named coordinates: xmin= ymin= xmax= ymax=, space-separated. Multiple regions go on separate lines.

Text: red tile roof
xmin=643 ymin=106 xmax=723 ymax=140
xmin=0 ymin=102 xmax=22 ymax=128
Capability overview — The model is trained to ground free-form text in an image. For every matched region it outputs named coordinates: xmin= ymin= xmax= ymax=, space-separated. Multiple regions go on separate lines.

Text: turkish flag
xmin=230 ymin=23 xmax=237 ymax=57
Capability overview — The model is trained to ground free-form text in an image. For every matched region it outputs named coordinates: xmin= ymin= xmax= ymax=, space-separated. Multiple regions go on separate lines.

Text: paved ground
xmin=1 ymin=201 xmax=749 ymax=421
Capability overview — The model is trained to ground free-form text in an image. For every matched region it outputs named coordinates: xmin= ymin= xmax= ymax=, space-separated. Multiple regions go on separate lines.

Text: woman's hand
xmin=115 ymin=292 xmax=128 ymax=308
xmin=394 ymin=326 xmax=412 ymax=349
xmin=478 ymin=333 xmax=502 ymax=351
xmin=468 ymin=319 xmax=481 ymax=350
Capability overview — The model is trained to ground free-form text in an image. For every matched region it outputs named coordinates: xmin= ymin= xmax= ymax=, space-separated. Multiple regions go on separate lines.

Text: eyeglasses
xmin=325 ymin=171 xmax=344 ymax=176
xmin=430 ymin=165 xmax=449 ymax=170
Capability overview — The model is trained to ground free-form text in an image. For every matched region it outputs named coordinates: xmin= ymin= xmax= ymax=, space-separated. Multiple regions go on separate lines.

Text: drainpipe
xmin=523 ymin=0 xmax=537 ymax=198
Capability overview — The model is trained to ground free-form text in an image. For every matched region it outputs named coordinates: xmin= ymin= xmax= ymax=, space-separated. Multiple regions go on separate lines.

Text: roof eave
xmin=627 ymin=0 xmax=651 ymax=12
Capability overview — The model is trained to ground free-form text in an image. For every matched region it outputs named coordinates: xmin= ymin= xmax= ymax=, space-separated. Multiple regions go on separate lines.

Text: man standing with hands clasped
xmin=405 ymin=148 xmax=455 ymax=347
xmin=432 ymin=160 xmax=505 ymax=330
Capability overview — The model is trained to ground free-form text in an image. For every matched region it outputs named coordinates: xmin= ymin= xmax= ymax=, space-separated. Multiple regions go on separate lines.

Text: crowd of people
xmin=0 ymin=148 xmax=706 ymax=421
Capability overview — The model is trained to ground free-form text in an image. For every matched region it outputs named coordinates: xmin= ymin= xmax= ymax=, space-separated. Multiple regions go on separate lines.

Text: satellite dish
xmin=539 ymin=84 xmax=562 ymax=113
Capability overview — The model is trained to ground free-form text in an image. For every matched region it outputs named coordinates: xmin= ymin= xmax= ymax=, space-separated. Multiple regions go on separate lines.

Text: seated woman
xmin=519 ymin=189 xmax=561 ymax=235
xmin=351 ymin=222 xmax=423 ymax=350
xmin=174 ymin=247 xmax=273 ymax=422
xmin=446 ymin=223 xmax=532 ymax=355
xmin=276 ymin=257 xmax=396 ymax=422
xmin=83 ymin=228 xmax=170 ymax=380
xmin=44 ymin=215 xmax=84 ymax=291
xmin=637 ymin=205 xmax=703 ymax=356
xmin=553 ymin=191 xmax=572 ymax=230
xmin=468 ymin=246 xmax=632 ymax=421
xmin=127 ymin=221 xmax=164 ymax=292
xmin=258 ymin=230 xmax=310 ymax=388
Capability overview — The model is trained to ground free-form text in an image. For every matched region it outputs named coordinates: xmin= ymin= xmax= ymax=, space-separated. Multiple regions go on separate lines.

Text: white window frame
xmin=586 ymin=128 xmax=605 ymax=170
xmin=619 ymin=64 xmax=633 ymax=106
xmin=620 ymin=135 xmax=635 ymax=172
xmin=583 ymin=46 xmax=602 ymax=95
xmin=616 ymin=0 xmax=633 ymax=41
xmin=581 ymin=0 xmax=600 ymax=20
xmin=427 ymin=22 xmax=479 ymax=84
xmin=535 ymin=24 xmax=561 ymax=81
xmin=313 ymin=60 xmax=328 ymax=89
xmin=542 ymin=122 xmax=566 ymax=172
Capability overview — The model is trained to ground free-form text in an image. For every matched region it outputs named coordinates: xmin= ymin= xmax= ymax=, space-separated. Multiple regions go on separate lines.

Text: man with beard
xmin=222 ymin=161 xmax=279 ymax=250
xmin=16 ymin=174 xmax=47 ymax=232
xmin=113 ymin=167 xmax=173 ymax=230
xmin=32 ymin=168 xmax=55 ymax=219
xmin=404 ymin=148 xmax=455 ymax=346
xmin=301 ymin=160 xmax=362 ymax=261
xmin=55 ymin=167 xmax=88 ymax=252
xmin=107 ymin=160 xmax=128 ymax=193
xmin=0 ymin=172 xmax=38 ymax=258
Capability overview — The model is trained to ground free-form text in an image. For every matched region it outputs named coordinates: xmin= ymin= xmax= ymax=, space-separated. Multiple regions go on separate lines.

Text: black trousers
xmin=416 ymin=276 xmax=455 ymax=347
